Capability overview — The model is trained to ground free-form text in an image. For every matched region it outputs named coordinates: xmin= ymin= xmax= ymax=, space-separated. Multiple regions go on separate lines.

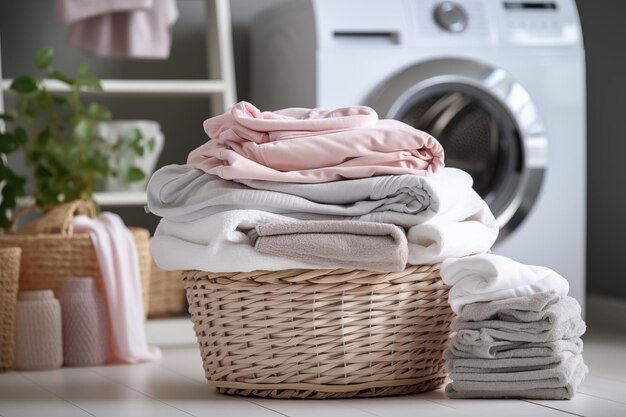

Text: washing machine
xmin=251 ymin=0 xmax=586 ymax=305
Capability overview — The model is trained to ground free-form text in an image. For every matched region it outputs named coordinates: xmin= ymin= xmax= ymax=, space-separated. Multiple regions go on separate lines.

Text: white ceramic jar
xmin=14 ymin=290 xmax=63 ymax=371
xmin=59 ymin=278 xmax=109 ymax=366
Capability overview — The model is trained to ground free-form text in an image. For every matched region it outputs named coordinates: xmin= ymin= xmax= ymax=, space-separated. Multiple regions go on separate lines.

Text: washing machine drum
xmin=369 ymin=58 xmax=548 ymax=239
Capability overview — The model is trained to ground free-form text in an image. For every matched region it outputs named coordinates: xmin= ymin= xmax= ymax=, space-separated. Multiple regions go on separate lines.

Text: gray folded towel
xmin=445 ymin=350 xmax=577 ymax=373
xmin=445 ymin=337 xmax=583 ymax=359
xmin=459 ymin=291 xmax=579 ymax=323
xmin=449 ymin=353 xmax=585 ymax=386
xmin=452 ymin=315 xmax=586 ymax=345
xmin=452 ymin=296 xmax=582 ymax=334
xmin=247 ymin=220 xmax=408 ymax=272
xmin=445 ymin=354 xmax=588 ymax=399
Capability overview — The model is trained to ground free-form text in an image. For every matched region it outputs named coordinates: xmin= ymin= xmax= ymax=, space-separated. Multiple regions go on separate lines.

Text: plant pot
xmin=98 ymin=120 xmax=165 ymax=192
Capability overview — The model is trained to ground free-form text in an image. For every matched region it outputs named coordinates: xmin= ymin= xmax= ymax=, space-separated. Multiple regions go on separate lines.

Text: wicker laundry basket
xmin=0 ymin=247 xmax=21 ymax=371
xmin=0 ymin=200 xmax=151 ymax=316
xmin=182 ymin=264 xmax=455 ymax=399
xmin=148 ymin=260 xmax=186 ymax=318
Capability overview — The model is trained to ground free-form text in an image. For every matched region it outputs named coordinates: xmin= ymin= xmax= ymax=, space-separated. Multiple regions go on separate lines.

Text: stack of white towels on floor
xmin=441 ymin=254 xmax=588 ymax=399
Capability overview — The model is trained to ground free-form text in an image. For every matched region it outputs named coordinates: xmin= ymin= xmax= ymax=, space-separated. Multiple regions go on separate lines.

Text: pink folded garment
xmin=187 ymin=101 xmax=445 ymax=183
xmin=56 ymin=0 xmax=152 ymax=23
xmin=57 ymin=0 xmax=178 ymax=60
xmin=73 ymin=213 xmax=160 ymax=364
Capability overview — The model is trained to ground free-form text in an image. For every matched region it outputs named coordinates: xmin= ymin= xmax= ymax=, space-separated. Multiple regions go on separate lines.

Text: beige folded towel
xmin=248 ymin=220 xmax=408 ymax=272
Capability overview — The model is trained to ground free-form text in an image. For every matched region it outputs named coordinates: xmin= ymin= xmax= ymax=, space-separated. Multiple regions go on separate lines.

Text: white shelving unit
xmin=1 ymin=0 xmax=237 ymax=207
xmin=93 ymin=191 xmax=148 ymax=206
xmin=1 ymin=78 xmax=228 ymax=97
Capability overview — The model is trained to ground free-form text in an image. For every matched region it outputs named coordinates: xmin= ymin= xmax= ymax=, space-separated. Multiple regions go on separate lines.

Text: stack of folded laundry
xmin=146 ymin=102 xmax=587 ymax=400
xmin=147 ymin=101 xmax=499 ymax=272
xmin=441 ymin=254 xmax=588 ymax=399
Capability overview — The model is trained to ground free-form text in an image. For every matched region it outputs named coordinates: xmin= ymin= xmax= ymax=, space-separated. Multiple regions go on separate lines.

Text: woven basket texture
xmin=0 ymin=201 xmax=151 ymax=316
xmin=148 ymin=260 xmax=186 ymax=318
xmin=0 ymin=247 xmax=21 ymax=371
xmin=183 ymin=264 xmax=455 ymax=399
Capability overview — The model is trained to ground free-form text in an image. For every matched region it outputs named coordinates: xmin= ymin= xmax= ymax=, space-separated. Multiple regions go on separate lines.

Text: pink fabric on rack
xmin=73 ymin=213 xmax=160 ymax=364
xmin=187 ymin=101 xmax=445 ymax=183
xmin=56 ymin=0 xmax=178 ymax=60
xmin=56 ymin=0 xmax=152 ymax=23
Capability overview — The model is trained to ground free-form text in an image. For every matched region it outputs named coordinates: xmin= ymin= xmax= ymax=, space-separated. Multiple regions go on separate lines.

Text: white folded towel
xmin=151 ymin=206 xmax=496 ymax=272
xmin=148 ymin=165 xmax=498 ymax=271
xmin=151 ymin=211 xmax=320 ymax=272
xmin=441 ymin=254 xmax=570 ymax=314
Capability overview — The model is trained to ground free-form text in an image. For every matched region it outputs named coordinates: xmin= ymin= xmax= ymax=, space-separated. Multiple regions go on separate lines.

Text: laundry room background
xmin=0 ymin=0 xmax=623 ymax=304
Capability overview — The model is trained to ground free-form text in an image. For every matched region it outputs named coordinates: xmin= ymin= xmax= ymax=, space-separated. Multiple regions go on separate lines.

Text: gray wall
xmin=575 ymin=0 xmax=626 ymax=299
xmin=1 ymin=1 xmax=623 ymax=298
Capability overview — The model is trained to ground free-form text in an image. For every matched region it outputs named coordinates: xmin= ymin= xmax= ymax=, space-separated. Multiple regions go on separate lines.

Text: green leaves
xmin=0 ymin=128 xmax=27 ymax=153
xmin=34 ymin=48 xmax=53 ymax=70
xmin=0 ymin=46 xmax=148 ymax=225
xmin=109 ymin=127 xmax=148 ymax=184
xmin=49 ymin=70 xmax=74 ymax=86
xmin=87 ymin=102 xmax=111 ymax=120
xmin=10 ymin=76 xmax=38 ymax=93
xmin=75 ymin=63 xmax=102 ymax=91
xmin=73 ymin=119 xmax=91 ymax=142
xmin=0 ymin=160 xmax=26 ymax=229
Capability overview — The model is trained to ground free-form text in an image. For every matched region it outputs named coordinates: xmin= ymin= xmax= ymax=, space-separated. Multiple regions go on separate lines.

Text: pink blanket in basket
xmin=187 ymin=101 xmax=445 ymax=183
xmin=73 ymin=213 xmax=160 ymax=364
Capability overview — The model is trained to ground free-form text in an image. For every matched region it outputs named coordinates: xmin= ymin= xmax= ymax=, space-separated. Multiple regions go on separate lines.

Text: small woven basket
xmin=0 ymin=200 xmax=151 ymax=316
xmin=0 ymin=247 xmax=21 ymax=371
xmin=183 ymin=264 xmax=455 ymax=399
xmin=148 ymin=260 xmax=186 ymax=318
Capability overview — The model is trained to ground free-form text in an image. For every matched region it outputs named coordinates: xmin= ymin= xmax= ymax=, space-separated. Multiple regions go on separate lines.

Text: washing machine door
xmin=368 ymin=58 xmax=547 ymax=240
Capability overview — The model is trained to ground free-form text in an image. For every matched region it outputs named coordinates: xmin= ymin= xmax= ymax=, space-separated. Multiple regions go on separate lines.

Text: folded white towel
xmin=441 ymin=254 xmax=570 ymax=314
xmin=151 ymin=206 xmax=496 ymax=272
xmin=148 ymin=165 xmax=498 ymax=271
xmin=151 ymin=211 xmax=319 ymax=272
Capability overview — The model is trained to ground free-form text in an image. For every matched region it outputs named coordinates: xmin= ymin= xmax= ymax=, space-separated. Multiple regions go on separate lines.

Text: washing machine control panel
xmin=498 ymin=0 xmax=580 ymax=46
xmin=411 ymin=0 xmax=580 ymax=47
xmin=433 ymin=2 xmax=468 ymax=33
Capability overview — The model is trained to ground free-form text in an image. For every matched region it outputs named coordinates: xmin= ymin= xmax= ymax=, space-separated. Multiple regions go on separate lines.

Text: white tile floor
xmin=1 ymin=327 xmax=625 ymax=417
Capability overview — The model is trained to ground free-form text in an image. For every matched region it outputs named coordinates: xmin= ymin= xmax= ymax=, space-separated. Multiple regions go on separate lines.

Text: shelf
xmin=1 ymin=79 xmax=226 ymax=97
xmin=145 ymin=316 xmax=196 ymax=347
xmin=94 ymin=191 xmax=147 ymax=206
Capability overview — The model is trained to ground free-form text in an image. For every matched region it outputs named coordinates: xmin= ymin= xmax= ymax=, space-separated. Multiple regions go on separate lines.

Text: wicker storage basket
xmin=148 ymin=260 xmax=186 ymax=318
xmin=0 ymin=247 xmax=21 ymax=371
xmin=0 ymin=200 xmax=151 ymax=316
xmin=183 ymin=264 xmax=455 ymax=399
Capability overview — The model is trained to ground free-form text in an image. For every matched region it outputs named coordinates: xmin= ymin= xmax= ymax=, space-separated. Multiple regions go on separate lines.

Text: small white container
xmin=59 ymin=278 xmax=109 ymax=366
xmin=14 ymin=290 xmax=63 ymax=371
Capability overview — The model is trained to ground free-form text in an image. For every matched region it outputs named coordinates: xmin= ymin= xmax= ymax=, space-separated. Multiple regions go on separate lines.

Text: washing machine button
xmin=433 ymin=2 xmax=468 ymax=33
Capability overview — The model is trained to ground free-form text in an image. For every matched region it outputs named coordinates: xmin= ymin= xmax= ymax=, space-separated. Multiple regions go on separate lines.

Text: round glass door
xmin=368 ymin=58 xmax=548 ymax=239
xmin=397 ymin=83 xmax=522 ymax=221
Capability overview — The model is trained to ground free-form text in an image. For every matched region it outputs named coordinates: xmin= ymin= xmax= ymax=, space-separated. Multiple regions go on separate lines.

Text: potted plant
xmin=0 ymin=47 xmax=151 ymax=228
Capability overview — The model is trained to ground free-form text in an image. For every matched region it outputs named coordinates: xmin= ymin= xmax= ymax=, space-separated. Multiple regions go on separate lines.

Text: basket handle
xmin=11 ymin=200 xmax=97 ymax=236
